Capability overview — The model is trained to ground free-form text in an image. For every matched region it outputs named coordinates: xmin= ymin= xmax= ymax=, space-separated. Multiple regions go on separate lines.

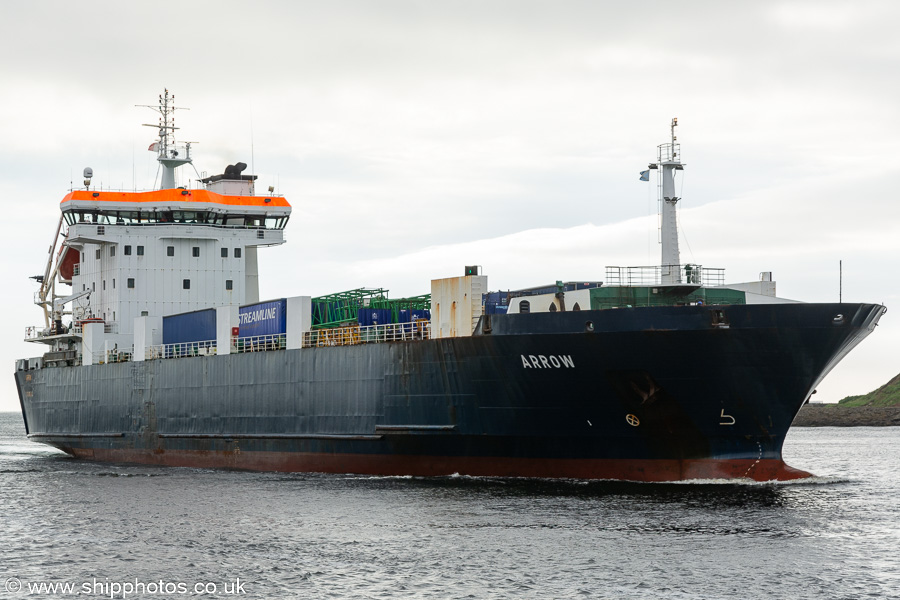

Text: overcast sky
xmin=1 ymin=0 xmax=898 ymax=411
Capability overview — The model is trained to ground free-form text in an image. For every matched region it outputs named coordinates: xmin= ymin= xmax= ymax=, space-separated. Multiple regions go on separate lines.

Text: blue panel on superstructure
xmin=411 ymin=309 xmax=430 ymax=321
xmin=163 ymin=309 xmax=217 ymax=344
xmin=239 ymin=299 xmax=287 ymax=336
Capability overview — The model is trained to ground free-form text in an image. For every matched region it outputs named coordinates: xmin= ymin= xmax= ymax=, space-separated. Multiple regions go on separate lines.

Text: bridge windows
xmin=268 ymin=216 xmax=288 ymax=229
xmin=116 ymin=211 xmax=139 ymax=224
xmin=172 ymin=211 xmax=203 ymax=224
xmin=64 ymin=209 xmax=289 ymax=229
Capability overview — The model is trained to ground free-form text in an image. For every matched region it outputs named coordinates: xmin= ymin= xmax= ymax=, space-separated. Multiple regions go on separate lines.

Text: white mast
xmin=138 ymin=89 xmax=192 ymax=189
xmin=653 ymin=117 xmax=683 ymax=284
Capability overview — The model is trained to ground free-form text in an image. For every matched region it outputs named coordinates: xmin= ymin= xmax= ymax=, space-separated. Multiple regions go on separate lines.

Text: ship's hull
xmin=15 ymin=303 xmax=884 ymax=482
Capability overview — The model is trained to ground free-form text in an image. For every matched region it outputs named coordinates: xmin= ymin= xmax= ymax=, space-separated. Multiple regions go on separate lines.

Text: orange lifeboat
xmin=58 ymin=247 xmax=80 ymax=282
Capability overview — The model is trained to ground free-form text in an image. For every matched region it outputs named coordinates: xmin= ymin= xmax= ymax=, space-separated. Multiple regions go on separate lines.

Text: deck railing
xmin=105 ymin=348 xmax=134 ymax=363
xmin=234 ymin=334 xmax=286 ymax=353
xmin=302 ymin=321 xmax=431 ymax=347
xmin=146 ymin=340 xmax=217 ymax=360
xmin=46 ymin=320 xmax=433 ymax=367
xmin=72 ymin=322 xmax=119 ymax=335
xmin=605 ymin=265 xmax=725 ymax=287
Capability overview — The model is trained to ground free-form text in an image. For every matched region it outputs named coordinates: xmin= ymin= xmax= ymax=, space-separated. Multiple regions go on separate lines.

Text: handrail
xmin=61 ymin=320 xmax=432 ymax=366
xmin=303 ymin=321 xmax=431 ymax=347
xmin=147 ymin=340 xmax=217 ymax=360
xmin=105 ymin=348 xmax=134 ymax=364
xmin=234 ymin=334 xmax=286 ymax=353
xmin=605 ymin=265 xmax=726 ymax=287
xmin=72 ymin=322 xmax=118 ymax=334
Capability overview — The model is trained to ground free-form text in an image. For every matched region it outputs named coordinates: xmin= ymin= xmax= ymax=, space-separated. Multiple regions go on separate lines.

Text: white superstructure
xmin=27 ymin=90 xmax=291 ymax=359
xmin=60 ymin=188 xmax=290 ymax=336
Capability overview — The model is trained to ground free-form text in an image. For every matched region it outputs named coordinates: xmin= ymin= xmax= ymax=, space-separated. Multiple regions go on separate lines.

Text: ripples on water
xmin=1 ymin=412 xmax=898 ymax=599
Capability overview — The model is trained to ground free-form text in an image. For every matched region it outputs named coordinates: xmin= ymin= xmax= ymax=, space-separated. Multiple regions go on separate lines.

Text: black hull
xmin=15 ymin=303 xmax=883 ymax=481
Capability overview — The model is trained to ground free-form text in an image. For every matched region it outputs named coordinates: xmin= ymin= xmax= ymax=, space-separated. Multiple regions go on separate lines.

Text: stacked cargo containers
xmin=162 ymin=308 xmax=217 ymax=357
xmin=238 ymin=299 xmax=287 ymax=337
xmin=357 ymin=308 xmax=392 ymax=327
xmin=238 ymin=299 xmax=287 ymax=351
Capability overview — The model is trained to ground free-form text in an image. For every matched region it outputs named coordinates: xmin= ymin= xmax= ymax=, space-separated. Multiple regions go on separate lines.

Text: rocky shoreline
xmin=792 ymin=403 xmax=900 ymax=427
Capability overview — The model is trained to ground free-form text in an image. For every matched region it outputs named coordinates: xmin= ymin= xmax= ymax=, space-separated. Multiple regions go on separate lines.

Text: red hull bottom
xmin=65 ymin=447 xmax=813 ymax=483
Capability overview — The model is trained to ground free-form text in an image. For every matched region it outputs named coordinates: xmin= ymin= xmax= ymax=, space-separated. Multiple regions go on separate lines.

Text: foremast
xmin=652 ymin=118 xmax=684 ymax=284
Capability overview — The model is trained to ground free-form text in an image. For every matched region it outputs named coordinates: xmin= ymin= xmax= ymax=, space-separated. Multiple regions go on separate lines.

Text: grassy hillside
xmin=839 ymin=373 xmax=900 ymax=407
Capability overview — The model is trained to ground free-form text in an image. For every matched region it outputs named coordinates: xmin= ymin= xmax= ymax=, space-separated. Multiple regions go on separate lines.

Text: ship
xmin=14 ymin=93 xmax=885 ymax=482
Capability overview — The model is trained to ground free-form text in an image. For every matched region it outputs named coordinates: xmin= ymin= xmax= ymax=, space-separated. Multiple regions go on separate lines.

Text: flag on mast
xmin=639 ymin=170 xmax=650 ymax=181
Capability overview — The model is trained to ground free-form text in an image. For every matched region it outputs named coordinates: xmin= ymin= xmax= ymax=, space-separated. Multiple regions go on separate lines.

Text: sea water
xmin=0 ymin=412 xmax=897 ymax=599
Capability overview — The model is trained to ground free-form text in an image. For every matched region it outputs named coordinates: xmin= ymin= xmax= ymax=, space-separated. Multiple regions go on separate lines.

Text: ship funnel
xmin=224 ymin=163 xmax=248 ymax=179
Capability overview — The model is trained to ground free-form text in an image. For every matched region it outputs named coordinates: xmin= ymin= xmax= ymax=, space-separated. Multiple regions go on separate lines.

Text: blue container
xmin=410 ymin=309 xmax=430 ymax=321
xmin=163 ymin=309 xmax=217 ymax=345
xmin=239 ymin=299 xmax=287 ymax=337
xmin=358 ymin=308 xmax=392 ymax=326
